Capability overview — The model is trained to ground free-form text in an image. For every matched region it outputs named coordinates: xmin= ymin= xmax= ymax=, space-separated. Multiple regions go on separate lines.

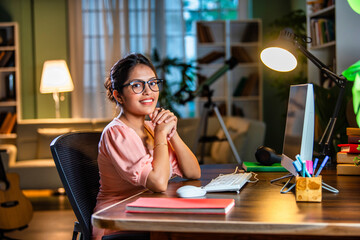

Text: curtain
xmin=68 ymin=0 xmax=170 ymax=119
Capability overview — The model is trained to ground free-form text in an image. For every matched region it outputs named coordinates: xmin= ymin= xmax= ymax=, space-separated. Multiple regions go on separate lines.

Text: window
xmin=72 ymin=0 xmax=245 ymax=118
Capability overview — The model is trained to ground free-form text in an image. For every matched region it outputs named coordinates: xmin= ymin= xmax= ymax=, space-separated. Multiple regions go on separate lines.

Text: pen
xmin=295 ymin=155 xmax=304 ymax=177
xmin=312 ymin=158 xmax=319 ymax=176
xmin=296 ymin=154 xmax=311 ymax=177
xmin=292 ymin=160 xmax=302 ymax=175
xmin=315 ymin=156 xmax=329 ymax=177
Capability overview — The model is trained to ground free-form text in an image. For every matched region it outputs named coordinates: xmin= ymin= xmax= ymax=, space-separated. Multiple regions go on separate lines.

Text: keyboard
xmin=203 ymin=172 xmax=252 ymax=192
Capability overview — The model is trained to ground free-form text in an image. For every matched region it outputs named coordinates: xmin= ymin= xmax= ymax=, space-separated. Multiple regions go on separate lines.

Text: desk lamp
xmin=260 ymin=29 xmax=348 ymax=157
xmin=40 ymin=60 xmax=74 ymax=118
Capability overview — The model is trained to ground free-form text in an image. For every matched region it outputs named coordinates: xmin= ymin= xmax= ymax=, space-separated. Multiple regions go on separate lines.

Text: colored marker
xmin=295 ymin=154 xmax=304 ymax=177
xmin=306 ymin=160 xmax=313 ymax=175
xmin=312 ymin=158 xmax=319 ymax=176
xmin=296 ymin=154 xmax=311 ymax=177
xmin=315 ymin=156 xmax=329 ymax=177
xmin=292 ymin=160 xmax=302 ymax=175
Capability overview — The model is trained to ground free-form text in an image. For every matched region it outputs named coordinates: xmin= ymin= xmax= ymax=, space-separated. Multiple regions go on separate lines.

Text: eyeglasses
xmin=122 ymin=78 xmax=163 ymax=94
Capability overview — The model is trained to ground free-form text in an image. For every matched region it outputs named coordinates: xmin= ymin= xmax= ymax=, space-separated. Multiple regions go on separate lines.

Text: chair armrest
xmin=0 ymin=144 xmax=17 ymax=171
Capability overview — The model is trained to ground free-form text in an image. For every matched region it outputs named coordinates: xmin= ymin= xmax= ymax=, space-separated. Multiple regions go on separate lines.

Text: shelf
xmin=0 ymin=100 xmax=16 ymax=107
xmin=309 ymin=40 xmax=335 ymax=50
xmin=0 ymin=133 xmax=17 ymax=139
xmin=0 ymin=67 xmax=16 ymax=72
xmin=198 ymin=42 xmax=226 ymax=47
xmin=232 ymin=96 xmax=260 ymax=101
xmin=0 ymin=22 xmax=19 ymax=139
xmin=0 ymin=46 xmax=15 ymax=51
xmin=198 ymin=96 xmax=226 ymax=102
xmin=309 ymin=5 xmax=335 ymax=18
xmin=230 ymin=42 xmax=259 ymax=47
xmin=196 ymin=19 xmax=262 ymax=120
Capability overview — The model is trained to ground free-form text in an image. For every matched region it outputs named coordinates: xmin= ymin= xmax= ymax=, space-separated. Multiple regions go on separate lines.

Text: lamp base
xmin=53 ymin=92 xmax=60 ymax=118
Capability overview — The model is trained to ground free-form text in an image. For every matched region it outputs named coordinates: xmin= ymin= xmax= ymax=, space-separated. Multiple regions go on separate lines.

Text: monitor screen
xmin=281 ymin=84 xmax=314 ymax=174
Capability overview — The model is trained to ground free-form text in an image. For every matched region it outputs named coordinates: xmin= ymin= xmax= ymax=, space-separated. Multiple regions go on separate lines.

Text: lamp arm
xmin=294 ymin=40 xmax=349 ymax=157
xmin=295 ymin=40 xmax=347 ymax=88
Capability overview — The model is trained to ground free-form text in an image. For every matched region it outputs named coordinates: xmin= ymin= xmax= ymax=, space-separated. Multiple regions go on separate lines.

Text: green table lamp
xmin=348 ymin=0 xmax=360 ymax=15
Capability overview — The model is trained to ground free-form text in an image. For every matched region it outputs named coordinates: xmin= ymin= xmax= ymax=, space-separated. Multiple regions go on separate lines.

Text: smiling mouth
xmin=140 ymin=99 xmax=154 ymax=103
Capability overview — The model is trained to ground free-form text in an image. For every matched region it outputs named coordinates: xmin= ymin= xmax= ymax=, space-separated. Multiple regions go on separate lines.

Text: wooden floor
xmin=2 ymin=190 xmax=76 ymax=240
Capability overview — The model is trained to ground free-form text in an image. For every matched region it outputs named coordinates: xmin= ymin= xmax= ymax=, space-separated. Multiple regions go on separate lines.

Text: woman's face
xmin=119 ymin=64 xmax=159 ymax=117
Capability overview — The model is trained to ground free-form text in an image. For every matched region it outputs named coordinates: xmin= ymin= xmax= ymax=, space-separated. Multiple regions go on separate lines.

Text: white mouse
xmin=176 ymin=185 xmax=207 ymax=198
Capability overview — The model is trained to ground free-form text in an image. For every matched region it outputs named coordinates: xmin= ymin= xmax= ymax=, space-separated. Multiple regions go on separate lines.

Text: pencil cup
xmin=295 ymin=176 xmax=322 ymax=202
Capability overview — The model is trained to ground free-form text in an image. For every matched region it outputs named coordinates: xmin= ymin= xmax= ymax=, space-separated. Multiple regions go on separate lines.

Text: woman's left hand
xmin=149 ymin=108 xmax=177 ymax=139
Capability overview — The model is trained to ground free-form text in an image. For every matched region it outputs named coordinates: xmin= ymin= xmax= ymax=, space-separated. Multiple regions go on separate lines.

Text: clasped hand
xmin=149 ymin=108 xmax=177 ymax=140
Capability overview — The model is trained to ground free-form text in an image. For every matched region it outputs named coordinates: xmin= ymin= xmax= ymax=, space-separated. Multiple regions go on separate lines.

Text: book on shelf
xmin=346 ymin=128 xmax=360 ymax=136
xmin=308 ymin=0 xmax=334 ymax=13
xmin=241 ymin=73 xmax=258 ymax=96
xmin=241 ymin=22 xmax=258 ymax=42
xmin=4 ymin=113 xmax=16 ymax=134
xmin=233 ymin=76 xmax=248 ymax=97
xmin=337 ymin=152 xmax=359 ymax=164
xmin=126 ymin=197 xmax=235 ymax=214
xmin=242 ymin=161 xmax=287 ymax=172
xmin=337 ymin=164 xmax=360 ymax=176
xmin=0 ymin=51 xmax=14 ymax=67
xmin=231 ymin=46 xmax=252 ymax=63
xmin=310 ymin=18 xmax=335 ymax=47
xmin=0 ymin=28 xmax=7 ymax=46
xmin=197 ymin=24 xmax=214 ymax=43
xmin=197 ymin=51 xmax=225 ymax=64
xmin=338 ymin=144 xmax=360 ymax=154
xmin=0 ymin=112 xmax=15 ymax=134
xmin=348 ymin=135 xmax=360 ymax=144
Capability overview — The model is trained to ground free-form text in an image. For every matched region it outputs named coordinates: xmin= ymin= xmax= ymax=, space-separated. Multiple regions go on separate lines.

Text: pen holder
xmin=295 ymin=176 xmax=322 ymax=202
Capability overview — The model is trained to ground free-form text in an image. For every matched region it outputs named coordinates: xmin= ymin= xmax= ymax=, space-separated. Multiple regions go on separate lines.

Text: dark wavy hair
xmin=104 ymin=53 xmax=157 ymax=103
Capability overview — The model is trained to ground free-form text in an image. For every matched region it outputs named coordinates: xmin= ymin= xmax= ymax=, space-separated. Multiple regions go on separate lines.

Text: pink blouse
xmin=92 ymin=118 xmax=183 ymax=239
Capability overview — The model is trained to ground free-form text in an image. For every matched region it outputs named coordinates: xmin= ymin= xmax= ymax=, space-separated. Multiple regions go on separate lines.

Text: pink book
xmin=126 ymin=197 xmax=235 ymax=214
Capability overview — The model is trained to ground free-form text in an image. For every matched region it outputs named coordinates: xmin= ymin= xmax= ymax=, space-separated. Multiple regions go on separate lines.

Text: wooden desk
xmin=92 ymin=164 xmax=360 ymax=239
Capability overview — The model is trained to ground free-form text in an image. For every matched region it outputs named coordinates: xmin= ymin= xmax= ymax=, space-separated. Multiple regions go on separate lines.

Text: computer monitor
xmin=281 ymin=83 xmax=315 ymax=175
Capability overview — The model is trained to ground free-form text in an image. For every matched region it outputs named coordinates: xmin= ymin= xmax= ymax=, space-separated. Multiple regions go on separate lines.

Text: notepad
xmin=126 ymin=197 xmax=235 ymax=214
xmin=242 ymin=161 xmax=287 ymax=172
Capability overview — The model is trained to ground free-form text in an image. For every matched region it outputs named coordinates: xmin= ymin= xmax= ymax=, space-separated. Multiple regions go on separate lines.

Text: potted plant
xmin=150 ymin=49 xmax=199 ymax=117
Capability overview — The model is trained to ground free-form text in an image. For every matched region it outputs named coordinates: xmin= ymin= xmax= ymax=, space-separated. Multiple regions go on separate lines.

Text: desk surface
xmin=92 ymin=164 xmax=360 ymax=238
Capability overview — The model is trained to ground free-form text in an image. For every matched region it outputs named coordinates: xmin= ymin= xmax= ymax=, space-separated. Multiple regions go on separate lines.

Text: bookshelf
xmin=0 ymin=22 xmax=20 ymax=143
xmin=306 ymin=1 xmax=360 ymax=87
xmin=195 ymin=20 xmax=262 ymax=120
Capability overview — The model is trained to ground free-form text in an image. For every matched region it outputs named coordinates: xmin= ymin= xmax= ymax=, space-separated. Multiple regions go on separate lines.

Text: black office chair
xmin=50 ymin=131 xmax=149 ymax=240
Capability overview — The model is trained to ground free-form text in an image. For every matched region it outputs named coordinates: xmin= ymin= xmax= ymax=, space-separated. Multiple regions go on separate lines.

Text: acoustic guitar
xmin=0 ymin=150 xmax=33 ymax=230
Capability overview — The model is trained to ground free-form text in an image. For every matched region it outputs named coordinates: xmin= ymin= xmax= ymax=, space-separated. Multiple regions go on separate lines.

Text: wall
xmin=252 ymin=0 xmax=306 ymax=153
xmin=0 ymin=0 xmax=71 ymax=119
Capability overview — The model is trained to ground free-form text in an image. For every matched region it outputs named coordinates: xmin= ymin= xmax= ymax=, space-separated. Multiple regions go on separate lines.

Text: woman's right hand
xmin=150 ymin=108 xmax=177 ymax=138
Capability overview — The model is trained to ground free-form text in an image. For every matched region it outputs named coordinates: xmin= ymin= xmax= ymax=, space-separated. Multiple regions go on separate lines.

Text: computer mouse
xmin=176 ymin=185 xmax=207 ymax=198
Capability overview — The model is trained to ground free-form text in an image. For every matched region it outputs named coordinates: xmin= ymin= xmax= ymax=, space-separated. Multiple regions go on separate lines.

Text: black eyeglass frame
xmin=121 ymin=78 xmax=164 ymax=94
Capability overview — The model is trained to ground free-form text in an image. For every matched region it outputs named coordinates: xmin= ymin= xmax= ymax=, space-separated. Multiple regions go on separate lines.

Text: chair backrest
xmin=50 ymin=131 xmax=102 ymax=240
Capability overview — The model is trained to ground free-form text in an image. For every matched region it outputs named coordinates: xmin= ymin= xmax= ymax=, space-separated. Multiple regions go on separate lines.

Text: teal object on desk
xmin=242 ymin=162 xmax=287 ymax=172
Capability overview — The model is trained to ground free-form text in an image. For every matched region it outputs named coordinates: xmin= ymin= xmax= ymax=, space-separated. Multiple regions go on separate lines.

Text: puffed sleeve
xmin=100 ymin=124 xmax=153 ymax=187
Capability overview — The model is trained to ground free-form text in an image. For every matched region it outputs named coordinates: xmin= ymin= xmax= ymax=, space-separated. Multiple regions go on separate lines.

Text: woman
xmin=92 ymin=53 xmax=201 ymax=239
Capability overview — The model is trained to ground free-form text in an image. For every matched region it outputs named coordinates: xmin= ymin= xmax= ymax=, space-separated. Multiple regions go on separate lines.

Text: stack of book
xmin=336 ymin=128 xmax=360 ymax=175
